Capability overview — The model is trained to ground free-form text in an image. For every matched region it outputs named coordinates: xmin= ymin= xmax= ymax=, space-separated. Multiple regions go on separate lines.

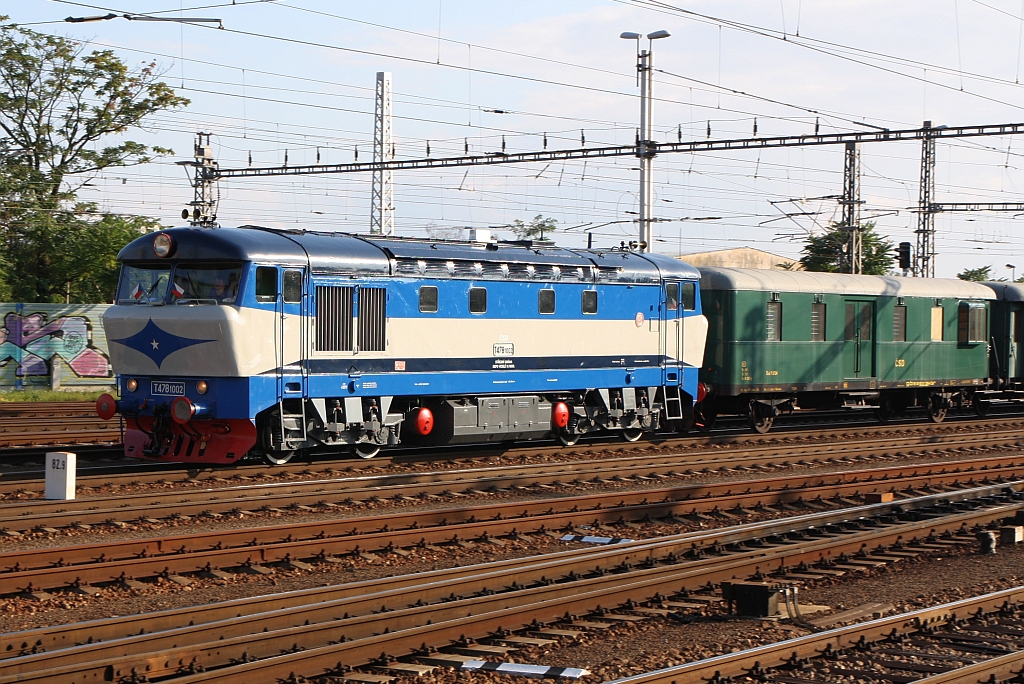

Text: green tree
xmin=956 ymin=265 xmax=1000 ymax=282
xmin=799 ymin=221 xmax=895 ymax=275
xmin=0 ymin=19 xmax=187 ymax=302
xmin=510 ymin=214 xmax=558 ymax=242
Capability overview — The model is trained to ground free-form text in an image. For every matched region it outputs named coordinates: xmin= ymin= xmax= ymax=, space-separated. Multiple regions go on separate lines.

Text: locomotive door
xmin=280 ymin=268 xmax=307 ymax=396
xmin=664 ymin=282 xmax=684 ymax=384
xmin=843 ymin=300 xmax=875 ymax=379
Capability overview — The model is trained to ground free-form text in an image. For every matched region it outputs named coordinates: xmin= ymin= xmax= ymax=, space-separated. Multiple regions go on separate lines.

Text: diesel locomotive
xmin=96 ymin=226 xmax=708 ymax=464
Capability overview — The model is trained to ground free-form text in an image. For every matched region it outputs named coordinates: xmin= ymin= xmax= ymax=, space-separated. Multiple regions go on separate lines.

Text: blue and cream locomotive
xmin=96 ymin=226 xmax=707 ymax=464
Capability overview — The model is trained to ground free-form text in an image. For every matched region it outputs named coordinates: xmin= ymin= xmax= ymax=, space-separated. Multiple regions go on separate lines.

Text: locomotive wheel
xmin=264 ymin=450 xmax=295 ymax=466
xmin=353 ymin=442 xmax=381 ymax=459
xmin=556 ymin=427 xmax=580 ymax=447
xmin=622 ymin=427 xmax=644 ymax=442
xmin=927 ymin=394 xmax=948 ymax=423
xmin=747 ymin=404 xmax=774 ymax=434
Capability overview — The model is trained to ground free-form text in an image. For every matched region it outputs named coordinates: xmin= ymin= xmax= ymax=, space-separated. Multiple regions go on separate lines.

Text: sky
xmin=9 ymin=0 xmax=1024 ymax=278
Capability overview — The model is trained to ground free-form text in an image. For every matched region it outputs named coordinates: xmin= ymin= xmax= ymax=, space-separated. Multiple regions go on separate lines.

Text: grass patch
xmin=0 ymin=388 xmax=109 ymax=402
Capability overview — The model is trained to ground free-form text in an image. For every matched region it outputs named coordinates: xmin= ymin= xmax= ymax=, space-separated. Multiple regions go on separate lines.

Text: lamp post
xmin=621 ymin=29 xmax=671 ymax=252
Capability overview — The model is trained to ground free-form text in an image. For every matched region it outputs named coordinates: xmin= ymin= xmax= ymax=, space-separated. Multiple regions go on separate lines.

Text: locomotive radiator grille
xmin=315 ymin=285 xmax=354 ymax=352
xmin=357 ymin=287 xmax=387 ymax=352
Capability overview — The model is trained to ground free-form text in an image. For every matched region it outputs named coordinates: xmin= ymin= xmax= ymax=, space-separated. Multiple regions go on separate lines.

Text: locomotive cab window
xmin=958 ymin=302 xmax=987 ymax=344
xmin=766 ymin=301 xmax=782 ymax=342
xmin=172 ymin=262 xmax=241 ymax=304
xmin=117 ymin=264 xmax=170 ymax=304
xmin=419 ymin=286 xmax=438 ymax=313
xmin=255 ymin=267 xmax=278 ymax=302
xmin=665 ymin=283 xmax=679 ymax=311
xmin=538 ymin=289 xmax=555 ymax=314
xmin=469 ymin=287 xmax=487 ymax=314
xmin=582 ymin=290 xmax=598 ymax=314
xmin=283 ymin=270 xmax=302 ymax=303
xmin=681 ymin=282 xmax=696 ymax=311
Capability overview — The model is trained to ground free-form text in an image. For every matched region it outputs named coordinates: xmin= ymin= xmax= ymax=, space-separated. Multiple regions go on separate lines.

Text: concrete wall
xmin=0 ymin=304 xmax=113 ymax=390
xmin=678 ymin=247 xmax=801 ymax=271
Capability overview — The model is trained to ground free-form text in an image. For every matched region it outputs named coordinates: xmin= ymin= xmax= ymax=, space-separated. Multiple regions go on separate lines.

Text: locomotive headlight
xmin=152 ymin=232 xmax=175 ymax=258
xmin=196 ymin=380 xmax=208 ymax=395
xmin=126 ymin=378 xmax=138 ymax=392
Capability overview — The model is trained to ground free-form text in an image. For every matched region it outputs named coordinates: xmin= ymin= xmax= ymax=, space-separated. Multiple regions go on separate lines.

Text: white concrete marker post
xmin=45 ymin=451 xmax=76 ymax=500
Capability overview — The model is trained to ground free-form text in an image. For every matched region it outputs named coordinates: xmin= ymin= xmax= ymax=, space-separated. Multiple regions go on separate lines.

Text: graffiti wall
xmin=0 ymin=304 xmax=114 ymax=389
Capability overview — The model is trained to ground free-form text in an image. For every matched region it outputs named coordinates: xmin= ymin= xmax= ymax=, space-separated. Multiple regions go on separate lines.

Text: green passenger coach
xmin=695 ymin=268 xmax=995 ymax=433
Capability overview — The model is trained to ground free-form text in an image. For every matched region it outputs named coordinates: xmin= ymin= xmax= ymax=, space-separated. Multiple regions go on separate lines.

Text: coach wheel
xmin=264 ymin=450 xmax=295 ymax=466
xmin=927 ymin=394 xmax=948 ymax=423
xmin=748 ymin=403 xmax=774 ymax=434
xmin=973 ymin=397 xmax=989 ymax=417
xmin=875 ymin=396 xmax=893 ymax=424
xmin=622 ymin=427 xmax=644 ymax=443
xmin=353 ymin=442 xmax=381 ymax=459
xmin=556 ymin=427 xmax=580 ymax=447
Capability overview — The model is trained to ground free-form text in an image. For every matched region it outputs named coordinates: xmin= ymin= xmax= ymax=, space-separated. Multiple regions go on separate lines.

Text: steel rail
xmin=6 ymin=488 xmax=1018 ymax=684
xmin=2 ymin=458 xmax=1021 ymax=594
xmin=2 ymin=426 xmax=1021 ymax=528
xmin=604 ymin=585 xmax=1024 ymax=684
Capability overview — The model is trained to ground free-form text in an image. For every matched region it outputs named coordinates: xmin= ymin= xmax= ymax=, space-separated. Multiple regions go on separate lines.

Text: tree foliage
xmin=957 ymin=265 xmax=994 ymax=282
xmin=510 ymin=214 xmax=558 ymax=242
xmin=0 ymin=20 xmax=187 ymax=302
xmin=799 ymin=221 xmax=895 ymax=276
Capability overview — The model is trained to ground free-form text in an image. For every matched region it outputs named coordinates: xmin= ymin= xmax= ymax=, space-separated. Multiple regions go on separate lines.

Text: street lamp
xmin=621 ymin=29 xmax=671 ymax=252
xmin=1008 ymin=263 xmax=1017 ymax=282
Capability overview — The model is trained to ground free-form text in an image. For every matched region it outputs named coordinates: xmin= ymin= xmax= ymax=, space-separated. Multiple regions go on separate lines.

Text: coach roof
xmin=981 ymin=281 xmax=1024 ymax=302
xmin=699 ymin=267 xmax=995 ymax=300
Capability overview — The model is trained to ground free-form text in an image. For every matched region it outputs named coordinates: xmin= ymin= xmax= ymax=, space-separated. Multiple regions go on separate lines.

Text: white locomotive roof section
xmin=698 ymin=267 xmax=995 ymax=300
xmin=981 ymin=281 xmax=1024 ymax=301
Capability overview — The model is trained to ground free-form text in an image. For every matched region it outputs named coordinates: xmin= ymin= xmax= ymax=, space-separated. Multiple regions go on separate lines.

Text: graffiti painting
xmin=0 ymin=305 xmax=113 ymax=386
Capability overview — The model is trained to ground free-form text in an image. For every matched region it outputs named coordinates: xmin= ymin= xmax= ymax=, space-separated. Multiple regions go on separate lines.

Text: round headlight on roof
xmin=153 ymin=233 xmax=175 ymax=258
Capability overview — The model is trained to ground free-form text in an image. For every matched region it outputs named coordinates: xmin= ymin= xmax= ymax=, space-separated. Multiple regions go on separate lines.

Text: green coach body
xmin=696 ymin=268 xmax=994 ymax=431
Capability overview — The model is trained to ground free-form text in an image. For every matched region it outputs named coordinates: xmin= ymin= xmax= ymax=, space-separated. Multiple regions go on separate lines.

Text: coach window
xmin=958 ymin=302 xmax=987 ymax=344
xmin=582 ymin=290 xmax=598 ymax=314
xmin=539 ymin=289 xmax=555 ymax=314
xmin=666 ymin=283 xmax=679 ymax=311
xmin=283 ymin=270 xmax=302 ymax=303
xmin=893 ymin=305 xmax=907 ymax=342
xmin=931 ymin=306 xmax=944 ymax=341
xmin=766 ymin=301 xmax=782 ymax=341
xmin=419 ymin=286 xmax=438 ymax=313
xmin=469 ymin=287 xmax=487 ymax=314
xmin=255 ymin=266 xmax=278 ymax=302
xmin=811 ymin=302 xmax=826 ymax=341
xmin=681 ymin=282 xmax=696 ymax=310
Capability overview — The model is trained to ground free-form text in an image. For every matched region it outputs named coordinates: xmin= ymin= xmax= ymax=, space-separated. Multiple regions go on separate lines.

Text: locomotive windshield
xmin=117 ymin=264 xmax=170 ymax=304
xmin=116 ymin=262 xmax=241 ymax=305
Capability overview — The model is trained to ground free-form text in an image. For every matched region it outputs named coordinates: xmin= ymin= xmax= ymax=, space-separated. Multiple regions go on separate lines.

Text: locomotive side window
xmin=255 ymin=267 xmax=278 ymax=301
xmin=893 ymin=305 xmax=907 ymax=342
xmin=419 ymin=286 xmax=438 ymax=313
xmin=283 ymin=270 xmax=302 ymax=303
xmin=469 ymin=287 xmax=487 ymax=314
xmin=681 ymin=282 xmax=696 ymax=311
xmin=766 ymin=301 xmax=782 ymax=341
xmin=538 ymin=289 xmax=555 ymax=314
xmin=665 ymin=283 xmax=679 ymax=311
xmin=582 ymin=290 xmax=598 ymax=314
xmin=810 ymin=302 xmax=826 ymax=341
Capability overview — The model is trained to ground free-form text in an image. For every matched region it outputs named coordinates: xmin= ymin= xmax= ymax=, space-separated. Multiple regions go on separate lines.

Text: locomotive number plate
xmin=151 ymin=381 xmax=186 ymax=396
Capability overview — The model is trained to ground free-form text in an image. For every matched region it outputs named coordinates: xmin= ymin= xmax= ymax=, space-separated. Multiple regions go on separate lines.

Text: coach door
xmin=664 ymin=282 xmax=684 ymax=384
xmin=843 ymin=300 xmax=875 ymax=379
xmin=280 ymin=268 xmax=307 ymax=396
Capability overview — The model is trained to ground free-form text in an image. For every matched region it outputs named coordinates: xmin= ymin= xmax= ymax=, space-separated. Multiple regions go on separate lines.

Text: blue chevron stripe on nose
xmin=111 ymin=319 xmax=214 ymax=368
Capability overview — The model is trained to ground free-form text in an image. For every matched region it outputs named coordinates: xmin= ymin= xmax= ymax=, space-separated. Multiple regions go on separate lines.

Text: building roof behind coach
xmin=698 ymin=267 xmax=995 ymax=300
xmin=981 ymin=281 xmax=1024 ymax=302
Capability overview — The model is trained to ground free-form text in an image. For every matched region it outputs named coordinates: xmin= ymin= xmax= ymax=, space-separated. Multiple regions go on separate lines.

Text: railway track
xmin=1 ymin=421 xmax=1023 ymax=532
xmin=1 ymin=456 xmax=1021 ymax=594
xmin=609 ymin=585 xmax=1024 ymax=684
xmin=0 ymin=401 xmax=117 ymax=450
xmin=0 ymin=482 xmax=1019 ymax=683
